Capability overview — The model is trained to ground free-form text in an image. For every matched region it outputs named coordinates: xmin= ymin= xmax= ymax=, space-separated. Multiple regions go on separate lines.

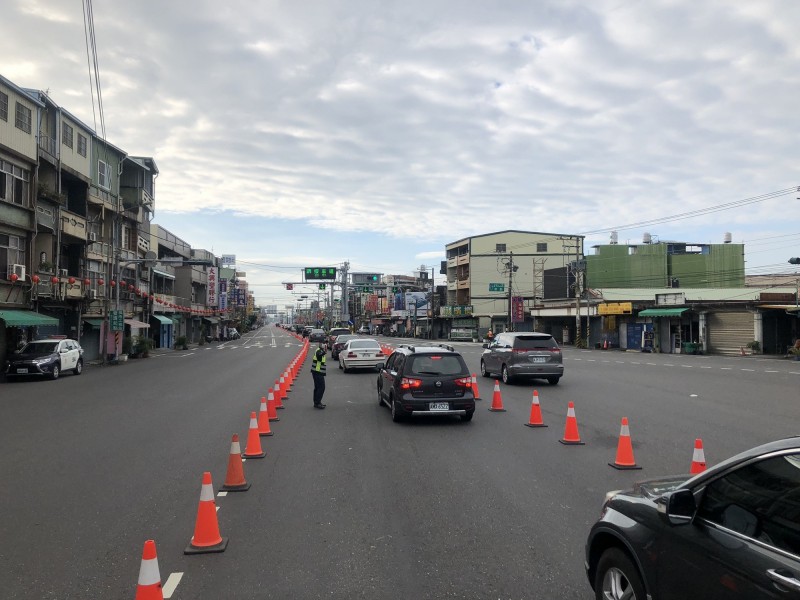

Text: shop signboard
xmin=511 ymin=296 xmax=525 ymax=323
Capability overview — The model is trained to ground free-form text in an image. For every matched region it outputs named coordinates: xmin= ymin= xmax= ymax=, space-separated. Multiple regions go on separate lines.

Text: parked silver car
xmin=480 ymin=332 xmax=564 ymax=385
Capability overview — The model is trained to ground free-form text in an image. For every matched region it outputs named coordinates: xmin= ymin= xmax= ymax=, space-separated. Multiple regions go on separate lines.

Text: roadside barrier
xmin=257 ymin=397 xmax=273 ymax=436
xmin=690 ymin=438 xmax=707 ymax=473
xmin=221 ymin=434 xmax=251 ymax=491
xmin=471 ymin=374 xmax=482 ymax=400
xmin=243 ymin=412 xmax=266 ymax=459
xmin=609 ymin=418 xmax=641 ymax=469
xmin=185 ymin=472 xmax=228 ymax=554
xmin=488 ymin=380 xmax=506 ymax=412
xmin=135 ymin=540 xmax=163 ymax=600
xmin=524 ymin=390 xmax=547 ymax=428
xmin=559 ymin=402 xmax=585 ymax=445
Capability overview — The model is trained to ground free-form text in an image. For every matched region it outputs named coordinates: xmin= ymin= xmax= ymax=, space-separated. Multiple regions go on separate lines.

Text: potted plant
xmin=134 ymin=336 xmax=153 ymax=358
xmin=789 ymin=345 xmax=800 ymax=361
xmin=120 ymin=336 xmax=132 ymax=361
xmin=175 ymin=335 xmax=188 ymax=351
xmin=38 ymin=261 xmax=55 ymax=274
xmin=746 ymin=340 xmax=761 ymax=355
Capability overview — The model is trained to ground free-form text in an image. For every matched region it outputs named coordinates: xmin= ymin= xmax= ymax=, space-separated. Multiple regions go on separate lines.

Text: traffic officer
xmin=311 ymin=341 xmax=327 ymax=409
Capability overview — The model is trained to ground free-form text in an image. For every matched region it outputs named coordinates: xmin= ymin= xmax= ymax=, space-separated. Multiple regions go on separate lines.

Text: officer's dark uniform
xmin=311 ymin=344 xmax=327 ymax=408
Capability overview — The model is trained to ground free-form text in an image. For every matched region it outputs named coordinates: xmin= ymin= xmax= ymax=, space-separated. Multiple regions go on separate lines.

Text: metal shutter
xmin=707 ymin=311 xmax=753 ymax=355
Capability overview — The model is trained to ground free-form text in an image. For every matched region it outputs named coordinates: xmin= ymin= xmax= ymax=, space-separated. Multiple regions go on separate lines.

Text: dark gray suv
xmin=585 ymin=436 xmax=800 ymax=599
xmin=377 ymin=344 xmax=475 ymax=422
xmin=480 ymin=332 xmax=564 ymax=385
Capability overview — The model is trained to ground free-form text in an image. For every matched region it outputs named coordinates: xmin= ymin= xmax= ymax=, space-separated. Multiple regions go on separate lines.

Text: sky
xmin=2 ymin=0 xmax=799 ymax=307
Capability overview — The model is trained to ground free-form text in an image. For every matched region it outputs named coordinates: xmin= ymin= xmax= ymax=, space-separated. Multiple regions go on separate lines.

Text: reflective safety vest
xmin=311 ymin=348 xmax=326 ymax=374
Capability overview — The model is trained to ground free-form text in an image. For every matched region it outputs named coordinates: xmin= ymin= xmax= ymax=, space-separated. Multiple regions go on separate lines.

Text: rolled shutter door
xmin=707 ymin=311 xmax=753 ymax=355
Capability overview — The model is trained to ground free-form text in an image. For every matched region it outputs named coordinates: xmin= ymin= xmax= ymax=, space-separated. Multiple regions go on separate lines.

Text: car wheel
xmin=594 ymin=548 xmax=646 ymax=600
xmin=74 ymin=359 xmax=83 ymax=375
xmin=391 ymin=398 xmax=403 ymax=422
xmin=547 ymin=376 xmax=560 ymax=385
xmin=50 ymin=364 xmax=60 ymax=380
xmin=338 ymin=360 xmax=343 ymax=370
xmin=480 ymin=360 xmax=490 ymax=378
xmin=377 ymin=385 xmax=384 ymax=406
xmin=461 ymin=412 xmax=473 ymax=422
xmin=501 ymin=364 xmax=512 ymax=384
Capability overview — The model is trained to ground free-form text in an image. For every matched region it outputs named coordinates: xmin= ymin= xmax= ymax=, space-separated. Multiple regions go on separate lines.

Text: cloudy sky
xmin=3 ymin=0 xmax=799 ymax=306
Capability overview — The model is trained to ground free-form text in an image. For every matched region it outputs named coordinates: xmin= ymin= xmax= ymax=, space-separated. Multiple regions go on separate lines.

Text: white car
xmin=4 ymin=337 xmax=84 ymax=380
xmin=339 ymin=339 xmax=385 ymax=372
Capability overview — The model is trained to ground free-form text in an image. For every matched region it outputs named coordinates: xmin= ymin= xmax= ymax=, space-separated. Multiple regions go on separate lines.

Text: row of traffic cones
xmin=486 ymin=380 xmax=708 ymax=473
xmin=136 ymin=337 xmax=312 ymax=597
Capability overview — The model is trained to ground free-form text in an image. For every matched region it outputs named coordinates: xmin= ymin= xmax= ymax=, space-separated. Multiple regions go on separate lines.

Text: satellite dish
xmin=144 ymin=250 xmax=157 ymax=269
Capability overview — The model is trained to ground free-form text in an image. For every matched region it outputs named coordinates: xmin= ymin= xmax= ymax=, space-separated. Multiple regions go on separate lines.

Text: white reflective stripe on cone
xmin=567 ymin=406 xmax=576 ymax=417
xmin=693 ymin=448 xmax=705 ymax=461
xmin=230 ymin=440 xmax=241 ymax=454
xmin=620 ymin=424 xmax=630 ymax=437
xmin=249 ymin=416 xmax=258 ymax=428
xmin=200 ymin=482 xmax=215 ymax=502
xmin=267 ymin=391 xmax=274 ymax=401
xmin=138 ymin=557 xmax=161 ymax=585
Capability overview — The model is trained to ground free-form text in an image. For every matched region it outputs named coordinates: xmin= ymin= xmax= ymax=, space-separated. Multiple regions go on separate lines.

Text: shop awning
xmin=83 ymin=318 xmax=104 ymax=328
xmin=638 ymin=308 xmax=689 ymax=317
xmin=124 ymin=318 xmax=151 ymax=329
xmin=0 ymin=310 xmax=59 ymax=327
xmin=152 ymin=269 xmax=175 ymax=279
xmin=151 ymin=314 xmax=173 ymax=325
xmin=202 ymin=317 xmax=219 ymax=325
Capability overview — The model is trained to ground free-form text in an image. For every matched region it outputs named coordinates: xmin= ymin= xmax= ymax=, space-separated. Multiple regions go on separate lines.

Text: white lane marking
xmin=741 ymin=368 xmax=755 ymax=372
xmin=217 ymin=491 xmax=228 ymax=497
xmin=586 ymin=359 xmax=596 ymax=362
xmin=646 ymin=363 xmax=656 ymax=366
xmin=664 ymin=364 xmax=674 ymax=367
xmin=700 ymin=366 xmax=712 ymax=369
xmin=690 ymin=394 xmax=698 ymax=398
xmin=216 ymin=506 xmax=220 ymax=512
xmin=631 ymin=361 xmax=641 ymax=365
xmin=177 ymin=352 xmax=195 ymax=358
xmin=615 ymin=361 xmax=625 ymax=364
xmin=162 ymin=572 xmax=184 ymax=598
xmin=765 ymin=370 xmax=781 ymax=373
xmin=681 ymin=365 xmax=693 ymax=368
xmin=721 ymin=367 xmax=732 ymax=370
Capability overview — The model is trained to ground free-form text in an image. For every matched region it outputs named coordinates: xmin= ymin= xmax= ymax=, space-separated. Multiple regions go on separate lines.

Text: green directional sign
xmin=489 ymin=283 xmax=505 ymax=292
xmin=109 ymin=309 xmax=124 ymax=331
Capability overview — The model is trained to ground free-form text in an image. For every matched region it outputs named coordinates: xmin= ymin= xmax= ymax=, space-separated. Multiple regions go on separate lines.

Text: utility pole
xmin=341 ymin=261 xmax=349 ymax=327
xmin=507 ymin=251 xmax=514 ymax=332
xmin=559 ymin=237 xmax=583 ymax=346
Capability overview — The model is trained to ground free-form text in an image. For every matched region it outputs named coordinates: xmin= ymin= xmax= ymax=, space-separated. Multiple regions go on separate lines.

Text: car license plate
xmin=17 ymin=368 xmax=28 ymax=374
xmin=429 ymin=402 xmax=449 ymax=411
xmin=531 ymin=357 xmax=546 ymax=363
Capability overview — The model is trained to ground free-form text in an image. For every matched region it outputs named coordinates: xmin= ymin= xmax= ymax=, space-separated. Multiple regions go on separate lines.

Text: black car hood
xmin=622 ymin=475 xmax=691 ymax=500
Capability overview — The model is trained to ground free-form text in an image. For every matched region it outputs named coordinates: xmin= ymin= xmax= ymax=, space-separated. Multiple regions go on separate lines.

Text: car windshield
xmin=409 ymin=355 xmax=464 ymax=375
xmin=348 ymin=340 xmax=380 ymax=349
xmin=514 ymin=336 xmax=558 ymax=350
xmin=22 ymin=341 xmax=59 ymax=353
xmin=336 ymin=335 xmax=357 ymax=344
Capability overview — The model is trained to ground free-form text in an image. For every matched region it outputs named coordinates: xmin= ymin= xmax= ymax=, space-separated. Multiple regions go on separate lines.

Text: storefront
xmin=151 ymin=314 xmax=174 ymax=349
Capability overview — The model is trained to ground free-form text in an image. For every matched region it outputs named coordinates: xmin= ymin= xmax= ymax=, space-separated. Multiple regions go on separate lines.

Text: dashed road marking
xmin=162 ymin=572 xmax=184 ymax=598
xmin=741 ymin=369 xmax=755 ymax=372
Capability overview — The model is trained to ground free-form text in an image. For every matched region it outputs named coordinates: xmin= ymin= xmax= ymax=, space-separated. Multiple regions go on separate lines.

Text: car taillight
xmin=549 ymin=348 xmax=561 ymax=353
xmin=376 ymin=352 xmax=383 ymax=357
xmin=400 ymin=377 xmax=422 ymax=389
xmin=347 ymin=352 xmax=357 ymax=358
xmin=512 ymin=349 xmax=528 ymax=353
xmin=454 ymin=377 xmax=472 ymax=387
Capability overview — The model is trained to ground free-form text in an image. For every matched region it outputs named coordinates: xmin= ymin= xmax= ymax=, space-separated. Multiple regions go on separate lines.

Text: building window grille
xmin=62 ymin=123 xmax=74 ymax=149
xmin=15 ymin=102 xmax=32 ymax=133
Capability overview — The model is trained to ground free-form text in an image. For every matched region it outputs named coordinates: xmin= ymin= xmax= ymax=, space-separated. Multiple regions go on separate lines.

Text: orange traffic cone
xmin=243 ymin=412 xmax=266 ymax=459
xmin=257 ymin=397 xmax=273 ymax=436
xmin=135 ymin=540 xmax=163 ymax=600
xmin=184 ymin=472 xmax=229 ymax=554
xmin=471 ymin=374 xmax=482 ymax=400
xmin=283 ymin=370 xmax=292 ymax=393
xmin=488 ymin=380 xmax=506 ymax=412
xmin=267 ymin=390 xmax=279 ymax=421
xmin=273 ymin=380 xmax=284 ymax=410
xmin=221 ymin=434 xmax=251 ymax=491
xmin=609 ymin=418 xmax=641 ymax=469
xmin=690 ymin=438 xmax=706 ymax=474
xmin=559 ymin=402 xmax=585 ymax=445
xmin=524 ymin=390 xmax=547 ymax=428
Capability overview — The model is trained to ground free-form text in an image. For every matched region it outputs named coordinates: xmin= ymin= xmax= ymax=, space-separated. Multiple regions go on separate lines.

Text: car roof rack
xmin=395 ymin=343 xmax=455 ymax=353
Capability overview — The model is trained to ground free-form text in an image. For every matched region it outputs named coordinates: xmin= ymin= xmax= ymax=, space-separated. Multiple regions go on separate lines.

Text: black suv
xmin=585 ymin=436 xmax=800 ymax=600
xmin=377 ymin=344 xmax=475 ymax=422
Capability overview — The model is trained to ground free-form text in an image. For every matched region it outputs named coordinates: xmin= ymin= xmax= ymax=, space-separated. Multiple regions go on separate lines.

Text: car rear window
xmin=409 ymin=354 xmax=465 ymax=375
xmin=513 ymin=336 xmax=558 ymax=350
xmin=349 ymin=340 xmax=380 ymax=349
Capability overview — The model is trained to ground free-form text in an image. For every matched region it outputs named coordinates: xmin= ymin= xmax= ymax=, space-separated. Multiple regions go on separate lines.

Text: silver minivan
xmin=480 ymin=332 xmax=564 ymax=385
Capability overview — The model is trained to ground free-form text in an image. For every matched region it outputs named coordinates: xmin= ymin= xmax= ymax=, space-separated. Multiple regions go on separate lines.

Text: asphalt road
xmin=1 ymin=328 xmax=798 ymax=599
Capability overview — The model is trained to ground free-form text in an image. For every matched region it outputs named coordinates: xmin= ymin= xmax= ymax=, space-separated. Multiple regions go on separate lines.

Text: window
xmin=15 ymin=102 xmax=32 ymax=134
xmin=98 ymin=160 xmax=111 ymax=190
xmin=0 ymin=233 xmax=26 ymax=279
xmin=77 ymin=134 xmax=87 ymax=157
xmin=0 ymin=160 xmax=30 ymax=206
xmin=537 ymin=243 xmax=548 ymax=252
xmin=697 ymin=453 xmax=800 ymax=556
xmin=0 ymin=91 xmax=8 ymax=121
xmin=496 ymin=243 xmax=506 ymax=253
xmin=62 ymin=123 xmax=73 ymax=149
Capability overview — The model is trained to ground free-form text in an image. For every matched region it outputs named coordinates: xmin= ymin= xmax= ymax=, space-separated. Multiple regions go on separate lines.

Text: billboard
xmin=405 ymin=291 xmax=429 ymax=317
xmin=304 ymin=267 xmax=337 ymax=280
xmin=221 ymin=255 xmax=236 ymax=268
xmin=207 ymin=267 xmax=218 ymax=307
xmin=512 ymin=296 xmax=525 ymax=323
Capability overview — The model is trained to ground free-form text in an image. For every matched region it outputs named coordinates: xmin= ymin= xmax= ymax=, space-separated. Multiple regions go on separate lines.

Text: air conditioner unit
xmin=88 ymin=232 xmax=98 ymax=242
xmin=9 ymin=264 xmax=25 ymax=280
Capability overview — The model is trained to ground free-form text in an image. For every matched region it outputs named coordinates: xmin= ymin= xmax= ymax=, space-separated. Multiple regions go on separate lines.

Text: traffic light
xmin=318 ymin=283 xmax=326 ymax=290
xmin=286 ymin=283 xmax=293 ymax=290
xmin=369 ymin=274 xmax=379 ymax=282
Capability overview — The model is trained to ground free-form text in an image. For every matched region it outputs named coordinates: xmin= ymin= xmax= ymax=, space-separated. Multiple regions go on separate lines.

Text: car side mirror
xmin=659 ymin=489 xmax=696 ymax=526
xmin=482 ymin=343 xmax=488 ymax=349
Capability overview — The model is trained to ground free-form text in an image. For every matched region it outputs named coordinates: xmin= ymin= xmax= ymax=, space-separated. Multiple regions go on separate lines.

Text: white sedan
xmin=338 ymin=339 xmax=386 ymax=372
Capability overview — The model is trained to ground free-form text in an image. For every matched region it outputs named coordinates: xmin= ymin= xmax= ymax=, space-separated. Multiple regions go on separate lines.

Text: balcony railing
xmin=38 ymin=134 xmax=58 ymax=160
